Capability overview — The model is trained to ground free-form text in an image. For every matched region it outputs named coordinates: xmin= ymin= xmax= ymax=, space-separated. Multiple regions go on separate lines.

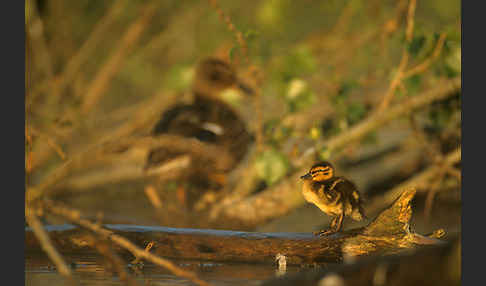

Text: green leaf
xmin=346 ymin=102 xmax=367 ymax=125
xmin=332 ymin=81 xmax=359 ymax=106
xmin=255 ymin=148 xmax=290 ymax=186
xmin=404 ymin=74 xmax=422 ymax=96
xmin=244 ymin=29 xmax=260 ymax=41
xmin=408 ymin=35 xmax=426 ymax=57
xmin=317 ymin=145 xmax=332 ymax=161
xmin=279 ymin=45 xmax=317 ymax=81
xmin=288 ymin=90 xmax=316 ymax=113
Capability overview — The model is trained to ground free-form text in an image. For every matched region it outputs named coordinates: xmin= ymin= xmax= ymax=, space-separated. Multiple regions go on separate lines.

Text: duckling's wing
xmin=332 ymin=178 xmax=367 ymax=218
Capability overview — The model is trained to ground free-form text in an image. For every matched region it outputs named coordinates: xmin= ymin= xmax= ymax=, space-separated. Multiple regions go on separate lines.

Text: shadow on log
xmin=27 ymin=188 xmax=446 ymax=265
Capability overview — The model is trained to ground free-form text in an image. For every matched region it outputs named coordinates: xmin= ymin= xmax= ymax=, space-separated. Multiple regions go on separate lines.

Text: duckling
xmin=300 ymin=161 xmax=366 ymax=236
xmin=145 ymin=57 xmax=254 ymax=203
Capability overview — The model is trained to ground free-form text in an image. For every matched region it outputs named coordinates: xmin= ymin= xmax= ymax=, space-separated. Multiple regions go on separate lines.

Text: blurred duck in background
xmin=145 ymin=57 xmax=255 ymax=208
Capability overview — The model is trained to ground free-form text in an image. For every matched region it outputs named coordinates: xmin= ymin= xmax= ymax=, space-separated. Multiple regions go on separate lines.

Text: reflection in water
xmin=25 ymin=252 xmax=307 ymax=286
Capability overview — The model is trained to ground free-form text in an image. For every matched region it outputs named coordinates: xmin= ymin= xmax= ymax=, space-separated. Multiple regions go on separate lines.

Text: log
xmin=26 ymin=188 xmax=444 ymax=265
xmin=262 ymin=236 xmax=460 ymax=286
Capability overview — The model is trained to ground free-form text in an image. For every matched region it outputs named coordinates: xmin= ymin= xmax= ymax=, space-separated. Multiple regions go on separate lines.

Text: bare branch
xmin=25 ymin=208 xmax=75 ymax=282
xmin=81 ymin=2 xmax=158 ymax=114
xmin=212 ymin=77 xmax=460 ymax=227
xmin=43 ymin=200 xmax=214 ymax=286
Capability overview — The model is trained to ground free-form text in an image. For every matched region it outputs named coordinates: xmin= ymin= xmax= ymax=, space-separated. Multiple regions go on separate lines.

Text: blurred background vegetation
xmin=25 ymin=0 xmax=461 ymax=238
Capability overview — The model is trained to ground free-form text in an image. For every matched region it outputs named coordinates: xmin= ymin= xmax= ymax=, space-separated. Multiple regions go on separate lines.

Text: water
xmin=25 ymin=252 xmax=304 ymax=286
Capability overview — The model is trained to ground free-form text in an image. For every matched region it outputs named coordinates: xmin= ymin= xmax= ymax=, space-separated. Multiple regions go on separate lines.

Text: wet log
xmin=262 ymin=236 xmax=461 ymax=286
xmin=26 ymin=188 xmax=444 ymax=264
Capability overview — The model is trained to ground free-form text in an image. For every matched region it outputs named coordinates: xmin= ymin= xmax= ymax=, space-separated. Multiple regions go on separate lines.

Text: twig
xmin=87 ymin=235 xmax=140 ymax=286
xmin=378 ymin=50 xmax=409 ymax=111
xmin=81 ymin=2 xmax=158 ymax=114
xmin=51 ymin=0 xmax=128 ymax=101
xmin=366 ymin=147 xmax=461 ymax=216
xmin=375 ymin=0 xmax=416 ymax=113
xmin=405 ymin=0 xmax=417 ymax=42
xmin=424 ymin=167 xmax=447 ymax=221
xmin=29 ymin=88 xmax=177 ymax=175
xmin=30 ymin=128 xmax=66 ymax=160
xmin=25 ymin=0 xmax=54 ymax=98
xmin=56 ymin=156 xmax=189 ymax=191
xmin=408 ymin=113 xmax=441 ymax=161
xmin=445 ymin=166 xmax=461 ymax=182
xmin=25 ymin=126 xmax=33 ymax=174
xmin=26 ymin=89 xmax=177 ymax=201
xmin=25 ymin=207 xmax=75 ymax=282
xmin=131 ymin=241 xmax=155 ymax=265
xmin=144 ymin=186 xmax=163 ymax=209
xmin=43 ymin=200 xmax=214 ymax=286
xmin=27 ymin=133 xmax=231 ymax=200
xmin=207 ymin=0 xmax=248 ymax=64
xmin=212 ymin=78 xmax=460 ymax=227
xmin=251 ymin=67 xmax=265 ymax=153
xmin=330 ymin=0 xmax=358 ymax=35
xmin=322 ymin=77 xmax=460 ymax=154
xmin=402 ymin=32 xmax=448 ymax=79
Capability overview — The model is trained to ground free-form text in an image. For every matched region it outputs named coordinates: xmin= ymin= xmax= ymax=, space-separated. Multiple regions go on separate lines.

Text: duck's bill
xmin=237 ymin=81 xmax=255 ymax=95
xmin=300 ymin=173 xmax=312 ymax=180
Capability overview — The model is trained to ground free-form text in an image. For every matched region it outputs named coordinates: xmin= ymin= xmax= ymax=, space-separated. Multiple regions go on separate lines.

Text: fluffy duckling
xmin=145 ymin=58 xmax=254 ymax=199
xmin=300 ymin=161 xmax=366 ymax=236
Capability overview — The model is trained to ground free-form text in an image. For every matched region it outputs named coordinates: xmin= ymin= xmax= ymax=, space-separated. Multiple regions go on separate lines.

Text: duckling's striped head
xmin=300 ymin=161 xmax=334 ymax=182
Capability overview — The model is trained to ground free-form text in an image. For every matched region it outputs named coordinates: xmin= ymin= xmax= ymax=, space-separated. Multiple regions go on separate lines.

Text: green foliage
xmin=346 ymin=102 xmax=367 ymax=125
xmin=162 ymin=65 xmax=194 ymax=92
xmin=442 ymin=36 xmax=461 ymax=76
xmin=257 ymin=0 xmax=290 ymax=30
xmin=403 ymin=74 xmax=423 ymax=96
xmin=406 ymin=26 xmax=441 ymax=62
xmin=277 ymin=45 xmax=317 ymax=82
xmin=434 ymin=35 xmax=461 ymax=78
xmin=428 ymin=93 xmax=460 ymax=131
xmin=229 ymin=28 xmax=261 ymax=63
xmin=407 ymin=35 xmax=427 ymax=57
xmin=317 ymin=145 xmax=331 ymax=161
xmin=255 ymin=148 xmax=290 ymax=186
xmin=332 ymin=81 xmax=359 ymax=106
xmin=244 ymin=29 xmax=261 ymax=44
xmin=321 ymin=118 xmax=341 ymax=138
xmin=324 ymin=81 xmax=369 ymax=136
xmin=264 ymin=119 xmax=294 ymax=147
xmin=287 ymin=89 xmax=316 ymax=113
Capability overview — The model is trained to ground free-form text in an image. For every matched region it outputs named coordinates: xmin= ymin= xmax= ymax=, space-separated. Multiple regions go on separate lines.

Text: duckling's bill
xmin=300 ymin=173 xmax=312 ymax=180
